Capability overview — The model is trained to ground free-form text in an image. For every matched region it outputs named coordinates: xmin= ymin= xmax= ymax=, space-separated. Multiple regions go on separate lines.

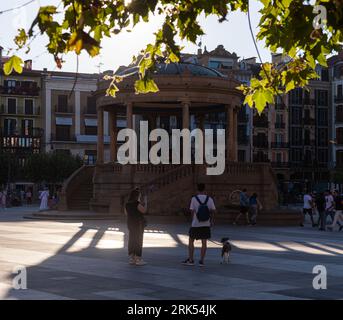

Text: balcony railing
xmin=271 ymin=162 xmax=289 ymax=168
xmin=303 ymin=99 xmax=315 ymax=105
xmin=253 ymin=139 xmax=268 ymax=148
xmin=0 ymin=86 xmax=40 ymax=96
xmin=0 ymin=127 xmax=43 ymax=137
xmin=237 ymin=114 xmax=249 ymax=123
xmin=55 ymin=105 xmax=74 ymax=113
xmin=271 ymin=142 xmax=289 ymax=148
xmin=51 ymin=133 xmax=76 ymax=142
xmin=238 ymin=135 xmax=249 ymax=145
xmin=253 ymin=118 xmax=268 ymax=128
xmin=84 ymin=107 xmax=97 ymax=115
xmin=275 ymin=122 xmax=285 ymax=129
xmin=1 ymin=105 xmax=41 ymax=116
xmin=303 ymin=118 xmax=315 ymax=125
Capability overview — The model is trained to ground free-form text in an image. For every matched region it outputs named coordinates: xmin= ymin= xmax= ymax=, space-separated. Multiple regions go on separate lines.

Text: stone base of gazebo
xmin=84 ymin=162 xmax=279 ymax=215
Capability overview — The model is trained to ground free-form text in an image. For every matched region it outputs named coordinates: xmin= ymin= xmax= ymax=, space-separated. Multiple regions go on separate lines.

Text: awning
xmin=56 ymin=117 xmax=72 ymax=125
xmin=84 ymin=118 xmax=97 ymax=127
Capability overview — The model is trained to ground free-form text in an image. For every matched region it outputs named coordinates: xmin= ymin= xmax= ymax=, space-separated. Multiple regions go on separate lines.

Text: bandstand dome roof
xmin=116 ymin=62 xmax=225 ymax=78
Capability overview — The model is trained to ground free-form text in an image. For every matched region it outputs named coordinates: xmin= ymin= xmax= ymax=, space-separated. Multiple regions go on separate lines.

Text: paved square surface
xmin=0 ymin=206 xmax=342 ymax=300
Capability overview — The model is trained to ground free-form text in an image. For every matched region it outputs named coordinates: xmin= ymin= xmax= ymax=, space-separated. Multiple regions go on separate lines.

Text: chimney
xmin=197 ymin=48 xmax=202 ymax=56
xmin=24 ymin=59 xmax=32 ymax=70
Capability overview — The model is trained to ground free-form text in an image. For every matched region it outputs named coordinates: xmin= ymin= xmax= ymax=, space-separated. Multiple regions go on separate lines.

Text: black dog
xmin=220 ymin=237 xmax=232 ymax=264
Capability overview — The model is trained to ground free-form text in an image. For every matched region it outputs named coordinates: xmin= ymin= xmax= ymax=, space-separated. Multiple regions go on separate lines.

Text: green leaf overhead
xmin=5 ymin=0 xmax=343 ymax=113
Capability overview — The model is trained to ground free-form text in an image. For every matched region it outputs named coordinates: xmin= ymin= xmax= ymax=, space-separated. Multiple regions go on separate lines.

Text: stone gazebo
xmin=60 ymin=62 xmax=279 ymax=216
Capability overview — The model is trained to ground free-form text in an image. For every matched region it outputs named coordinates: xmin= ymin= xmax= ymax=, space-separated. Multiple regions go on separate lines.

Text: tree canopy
xmin=4 ymin=0 xmax=343 ymax=113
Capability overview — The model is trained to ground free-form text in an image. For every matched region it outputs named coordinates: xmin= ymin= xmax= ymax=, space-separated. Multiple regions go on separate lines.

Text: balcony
xmin=84 ymin=107 xmax=97 ymax=115
xmin=0 ymin=105 xmax=41 ymax=116
xmin=275 ymin=122 xmax=285 ymax=129
xmin=303 ymin=118 xmax=315 ymax=126
xmin=0 ymin=127 xmax=43 ymax=137
xmin=51 ymin=134 xmax=76 ymax=142
xmin=271 ymin=142 xmax=289 ymax=148
xmin=0 ymin=85 xmax=40 ymax=96
xmin=238 ymin=135 xmax=249 ymax=145
xmin=271 ymin=162 xmax=289 ymax=168
xmin=55 ymin=105 xmax=74 ymax=114
xmin=253 ymin=155 xmax=269 ymax=162
xmin=253 ymin=117 xmax=268 ymax=128
xmin=253 ymin=138 xmax=268 ymax=148
xmin=237 ymin=113 xmax=249 ymax=123
xmin=303 ymin=99 xmax=315 ymax=105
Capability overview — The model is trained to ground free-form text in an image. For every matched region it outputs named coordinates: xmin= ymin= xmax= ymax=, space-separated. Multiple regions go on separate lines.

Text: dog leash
xmin=208 ymin=239 xmax=224 ymax=246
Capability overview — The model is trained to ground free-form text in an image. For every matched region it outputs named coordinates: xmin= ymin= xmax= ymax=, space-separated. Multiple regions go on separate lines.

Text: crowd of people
xmin=302 ymin=190 xmax=343 ymax=231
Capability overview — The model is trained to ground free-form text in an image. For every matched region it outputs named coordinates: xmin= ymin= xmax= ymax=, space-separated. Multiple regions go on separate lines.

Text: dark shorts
xmin=303 ymin=208 xmax=313 ymax=215
xmin=240 ymin=206 xmax=249 ymax=214
xmin=189 ymin=227 xmax=211 ymax=240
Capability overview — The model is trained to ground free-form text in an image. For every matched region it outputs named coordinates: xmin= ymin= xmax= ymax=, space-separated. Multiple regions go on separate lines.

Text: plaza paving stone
xmin=0 ymin=206 xmax=342 ymax=300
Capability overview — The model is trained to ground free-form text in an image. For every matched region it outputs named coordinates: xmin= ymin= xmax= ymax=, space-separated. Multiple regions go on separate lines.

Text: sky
xmin=0 ymin=0 xmax=271 ymax=74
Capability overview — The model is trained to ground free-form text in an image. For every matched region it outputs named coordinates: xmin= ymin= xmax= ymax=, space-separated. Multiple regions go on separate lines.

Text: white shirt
xmin=325 ymin=195 xmax=335 ymax=211
xmin=190 ymin=194 xmax=216 ymax=227
xmin=303 ymin=194 xmax=312 ymax=209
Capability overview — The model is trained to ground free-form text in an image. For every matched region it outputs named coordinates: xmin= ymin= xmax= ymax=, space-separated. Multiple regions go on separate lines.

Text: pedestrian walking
xmin=327 ymin=191 xmax=343 ymax=231
xmin=125 ymin=188 xmax=148 ymax=266
xmin=315 ymin=192 xmax=326 ymax=231
xmin=26 ymin=189 xmax=32 ymax=205
xmin=0 ymin=190 xmax=7 ymax=210
xmin=233 ymin=189 xmax=250 ymax=225
xmin=39 ymin=187 xmax=50 ymax=211
xmin=182 ymin=183 xmax=216 ymax=267
xmin=324 ymin=190 xmax=335 ymax=226
xmin=249 ymin=193 xmax=262 ymax=226
xmin=301 ymin=191 xmax=315 ymax=227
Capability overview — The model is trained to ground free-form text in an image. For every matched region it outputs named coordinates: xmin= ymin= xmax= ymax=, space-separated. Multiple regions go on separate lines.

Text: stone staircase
xmin=68 ymin=183 xmax=93 ymax=210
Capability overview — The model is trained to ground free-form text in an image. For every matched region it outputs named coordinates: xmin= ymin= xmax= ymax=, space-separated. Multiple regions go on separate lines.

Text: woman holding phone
xmin=125 ymin=188 xmax=147 ymax=266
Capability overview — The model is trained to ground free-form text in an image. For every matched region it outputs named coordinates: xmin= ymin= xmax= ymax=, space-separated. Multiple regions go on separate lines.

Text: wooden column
xmin=109 ymin=110 xmax=117 ymax=162
xmin=97 ymin=107 xmax=104 ymax=164
xmin=182 ymin=101 xmax=190 ymax=129
xmin=226 ymin=104 xmax=234 ymax=162
xmin=127 ymin=102 xmax=133 ymax=129
xmin=232 ymin=106 xmax=238 ymax=162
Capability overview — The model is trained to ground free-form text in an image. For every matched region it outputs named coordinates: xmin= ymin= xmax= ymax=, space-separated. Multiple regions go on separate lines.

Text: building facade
xmin=329 ymin=51 xmax=343 ymax=170
xmin=42 ymin=70 xmax=105 ymax=164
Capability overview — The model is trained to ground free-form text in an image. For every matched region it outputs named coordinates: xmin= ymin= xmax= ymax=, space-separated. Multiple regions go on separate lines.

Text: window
xmin=318 ymin=128 xmax=328 ymax=146
xmin=85 ymin=126 xmax=97 ymax=135
xmin=304 ymin=130 xmax=310 ymax=144
xmin=336 ymin=151 xmax=343 ymax=167
xmin=315 ymin=90 xmax=328 ymax=106
xmin=317 ymin=149 xmax=328 ymax=163
xmin=208 ymin=60 xmax=233 ymax=69
xmin=25 ymin=99 xmax=34 ymax=115
xmin=337 ymin=128 xmax=343 ymax=144
xmin=84 ymin=150 xmax=97 ymax=165
xmin=4 ymin=119 xmax=17 ymax=135
xmin=289 ymin=88 xmax=303 ymax=105
xmin=291 ymin=107 xmax=302 ymax=124
xmin=55 ymin=125 xmax=71 ymax=141
xmin=316 ymin=108 xmax=327 ymax=126
xmin=291 ymin=149 xmax=302 ymax=162
xmin=276 ymin=114 xmax=283 ymax=124
xmin=238 ymin=150 xmax=246 ymax=162
xmin=321 ymin=68 xmax=329 ymax=82
xmin=21 ymin=119 xmax=33 ymax=136
xmin=291 ymin=127 xmax=302 ymax=145
xmin=86 ymin=96 xmax=97 ymax=114
xmin=276 ymin=152 xmax=282 ymax=163
xmin=8 ymin=98 xmax=16 ymax=114
xmin=338 ymin=85 xmax=343 ymax=98
xmin=336 ymin=105 xmax=343 ymax=122
xmin=4 ymin=80 xmax=16 ymax=88
xmin=57 ymin=95 xmax=68 ymax=112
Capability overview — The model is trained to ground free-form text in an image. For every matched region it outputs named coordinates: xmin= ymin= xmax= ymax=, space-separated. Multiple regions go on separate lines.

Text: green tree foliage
xmin=23 ymin=152 xmax=83 ymax=184
xmin=5 ymin=0 xmax=343 ymax=113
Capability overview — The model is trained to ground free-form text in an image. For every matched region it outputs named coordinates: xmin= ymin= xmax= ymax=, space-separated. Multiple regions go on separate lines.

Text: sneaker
xmin=182 ymin=259 xmax=194 ymax=266
xmin=135 ymin=258 xmax=147 ymax=266
xmin=199 ymin=260 xmax=205 ymax=267
xmin=129 ymin=256 xmax=136 ymax=265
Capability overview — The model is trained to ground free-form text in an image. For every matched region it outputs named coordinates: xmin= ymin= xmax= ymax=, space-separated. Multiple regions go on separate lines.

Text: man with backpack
xmin=182 ymin=183 xmax=216 ymax=267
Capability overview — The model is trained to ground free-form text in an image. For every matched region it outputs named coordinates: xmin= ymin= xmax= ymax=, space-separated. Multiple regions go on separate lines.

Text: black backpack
xmin=195 ymin=196 xmax=211 ymax=222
